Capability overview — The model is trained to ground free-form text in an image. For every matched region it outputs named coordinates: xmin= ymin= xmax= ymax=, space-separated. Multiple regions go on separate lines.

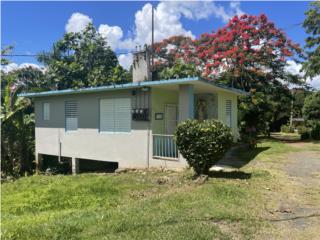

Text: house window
xmin=100 ymin=98 xmax=131 ymax=133
xmin=43 ymin=103 xmax=50 ymax=120
xmin=65 ymin=101 xmax=78 ymax=131
xmin=226 ymin=100 xmax=232 ymax=128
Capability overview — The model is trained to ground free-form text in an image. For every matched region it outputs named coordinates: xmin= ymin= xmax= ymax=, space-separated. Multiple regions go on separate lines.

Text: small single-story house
xmin=19 ymin=50 xmax=245 ymax=173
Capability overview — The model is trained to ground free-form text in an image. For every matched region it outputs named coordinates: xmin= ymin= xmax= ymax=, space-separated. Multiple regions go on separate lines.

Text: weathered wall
xmin=132 ymin=51 xmax=151 ymax=82
xmin=34 ymin=86 xmax=240 ymax=171
xmin=150 ymin=88 xmax=179 ymax=134
xmin=35 ymin=90 xmax=150 ymax=169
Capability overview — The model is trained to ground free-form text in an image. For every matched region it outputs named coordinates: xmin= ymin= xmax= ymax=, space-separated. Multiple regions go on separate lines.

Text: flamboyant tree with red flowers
xmin=151 ymin=36 xmax=196 ymax=76
xmin=182 ymin=14 xmax=303 ymax=90
xmin=153 ymin=14 xmax=305 ymax=135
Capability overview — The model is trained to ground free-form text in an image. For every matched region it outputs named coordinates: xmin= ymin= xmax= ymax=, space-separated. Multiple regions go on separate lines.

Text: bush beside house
xmin=174 ymin=119 xmax=233 ymax=176
xmin=281 ymin=124 xmax=295 ymax=133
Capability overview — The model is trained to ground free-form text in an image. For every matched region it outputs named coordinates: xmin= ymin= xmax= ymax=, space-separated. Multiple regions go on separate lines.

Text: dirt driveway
xmin=260 ymin=142 xmax=320 ymax=239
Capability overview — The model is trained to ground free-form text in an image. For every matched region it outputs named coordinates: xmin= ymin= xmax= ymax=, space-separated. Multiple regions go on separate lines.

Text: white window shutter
xmin=65 ymin=101 xmax=78 ymax=131
xmin=99 ymin=98 xmax=131 ymax=133
xmin=43 ymin=103 xmax=50 ymax=120
xmin=114 ymin=98 xmax=131 ymax=132
xmin=100 ymin=99 xmax=115 ymax=132
xmin=226 ymin=100 xmax=232 ymax=128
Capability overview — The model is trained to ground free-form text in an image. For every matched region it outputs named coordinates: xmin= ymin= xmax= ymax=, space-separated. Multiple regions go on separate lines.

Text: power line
xmin=2 ymin=51 xmax=135 ymax=58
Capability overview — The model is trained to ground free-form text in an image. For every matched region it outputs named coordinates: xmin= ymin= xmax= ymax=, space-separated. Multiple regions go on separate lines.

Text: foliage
xmin=159 ymin=60 xmax=198 ymax=79
xmin=152 ymin=35 xmax=195 ymax=71
xmin=302 ymin=1 xmax=320 ymax=78
xmin=183 ymin=14 xmax=303 ymax=89
xmin=303 ymin=91 xmax=320 ymax=122
xmin=38 ymin=23 xmax=130 ymax=90
xmin=311 ymin=121 xmax=320 ymax=140
xmin=239 ymin=90 xmax=273 ymax=135
xmin=280 ymin=124 xmax=294 ymax=133
xmin=292 ymin=88 xmax=311 ymax=118
xmin=1 ymin=66 xmax=46 ymax=176
xmin=1 ymin=45 xmax=14 ymax=65
xmin=297 ymin=125 xmax=311 ymax=140
xmin=174 ymin=119 xmax=233 ymax=175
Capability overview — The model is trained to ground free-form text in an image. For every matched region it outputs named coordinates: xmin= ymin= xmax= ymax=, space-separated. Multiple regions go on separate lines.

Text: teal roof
xmin=18 ymin=77 xmax=246 ymax=98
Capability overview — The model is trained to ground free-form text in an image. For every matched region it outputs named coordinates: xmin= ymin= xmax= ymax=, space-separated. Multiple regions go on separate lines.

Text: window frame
xmin=65 ymin=100 xmax=78 ymax=132
xmin=226 ymin=99 xmax=232 ymax=128
xmin=43 ymin=102 xmax=50 ymax=121
xmin=99 ymin=97 xmax=131 ymax=134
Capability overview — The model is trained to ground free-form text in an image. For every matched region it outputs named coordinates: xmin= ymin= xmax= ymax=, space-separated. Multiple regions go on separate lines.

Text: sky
xmin=1 ymin=1 xmax=319 ymax=88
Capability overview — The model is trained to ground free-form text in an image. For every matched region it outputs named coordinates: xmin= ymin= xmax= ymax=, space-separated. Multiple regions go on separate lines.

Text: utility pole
xmin=151 ymin=5 xmax=155 ymax=79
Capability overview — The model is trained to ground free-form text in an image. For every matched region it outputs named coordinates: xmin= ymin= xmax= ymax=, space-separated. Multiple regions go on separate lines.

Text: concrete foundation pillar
xmin=178 ymin=84 xmax=194 ymax=121
xmin=36 ymin=153 xmax=43 ymax=174
xmin=72 ymin=157 xmax=79 ymax=175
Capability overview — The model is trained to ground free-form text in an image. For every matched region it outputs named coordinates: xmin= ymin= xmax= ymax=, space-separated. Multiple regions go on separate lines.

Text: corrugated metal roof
xmin=18 ymin=77 xmax=246 ymax=98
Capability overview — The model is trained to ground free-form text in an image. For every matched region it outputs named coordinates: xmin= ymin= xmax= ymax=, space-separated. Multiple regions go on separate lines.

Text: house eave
xmin=18 ymin=76 xmax=247 ymax=98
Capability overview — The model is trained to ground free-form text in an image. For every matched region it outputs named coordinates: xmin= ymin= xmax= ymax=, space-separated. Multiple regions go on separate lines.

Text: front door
xmin=165 ymin=104 xmax=178 ymax=134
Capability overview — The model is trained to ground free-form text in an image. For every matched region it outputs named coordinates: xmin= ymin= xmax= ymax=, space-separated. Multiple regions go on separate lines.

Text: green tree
xmin=38 ymin=23 xmax=130 ymax=90
xmin=1 ymin=66 xmax=46 ymax=176
xmin=159 ymin=61 xmax=198 ymax=79
xmin=303 ymin=1 xmax=320 ymax=78
xmin=292 ymin=88 xmax=311 ymax=118
xmin=303 ymin=91 xmax=320 ymax=122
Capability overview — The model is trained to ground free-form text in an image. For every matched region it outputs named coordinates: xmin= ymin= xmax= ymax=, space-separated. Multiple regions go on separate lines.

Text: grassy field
xmin=1 ymin=138 xmax=318 ymax=240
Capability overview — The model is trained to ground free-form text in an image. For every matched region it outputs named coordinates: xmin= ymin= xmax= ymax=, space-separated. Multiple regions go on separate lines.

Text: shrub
xmin=311 ymin=122 xmax=320 ymax=140
xmin=297 ymin=125 xmax=310 ymax=140
xmin=280 ymin=124 xmax=294 ymax=133
xmin=174 ymin=119 xmax=233 ymax=175
xmin=297 ymin=126 xmax=310 ymax=140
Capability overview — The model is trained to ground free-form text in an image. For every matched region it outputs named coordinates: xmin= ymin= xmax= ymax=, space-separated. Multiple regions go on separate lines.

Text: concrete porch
xmin=149 ymin=80 xmax=238 ymax=163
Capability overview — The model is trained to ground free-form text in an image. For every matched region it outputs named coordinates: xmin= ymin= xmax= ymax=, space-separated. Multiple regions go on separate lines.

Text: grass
xmin=1 ymin=138 xmax=307 ymax=240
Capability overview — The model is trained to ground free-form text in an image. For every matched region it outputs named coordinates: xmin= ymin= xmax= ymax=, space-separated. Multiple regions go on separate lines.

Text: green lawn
xmin=2 ymin=139 xmax=295 ymax=240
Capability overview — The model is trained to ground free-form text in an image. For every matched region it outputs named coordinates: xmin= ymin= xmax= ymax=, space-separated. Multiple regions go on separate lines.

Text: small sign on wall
xmin=155 ymin=113 xmax=164 ymax=120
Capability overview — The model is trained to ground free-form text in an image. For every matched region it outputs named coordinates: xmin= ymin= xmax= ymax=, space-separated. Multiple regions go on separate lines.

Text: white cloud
xmin=1 ymin=63 xmax=45 ymax=73
xmin=285 ymin=60 xmax=320 ymax=90
xmin=65 ymin=12 xmax=92 ymax=33
xmin=230 ymin=1 xmax=245 ymax=18
xmin=64 ymin=2 xmax=244 ymax=69
xmin=98 ymin=24 xmax=123 ymax=50
xmin=99 ymin=1 xmax=244 ymax=52
xmin=1 ymin=63 xmax=19 ymax=73
xmin=118 ymin=53 xmax=133 ymax=70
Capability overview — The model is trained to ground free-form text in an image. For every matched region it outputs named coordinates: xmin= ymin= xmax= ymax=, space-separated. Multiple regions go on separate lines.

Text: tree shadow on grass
xmin=235 ymin=146 xmax=270 ymax=167
xmin=216 ymin=145 xmax=270 ymax=169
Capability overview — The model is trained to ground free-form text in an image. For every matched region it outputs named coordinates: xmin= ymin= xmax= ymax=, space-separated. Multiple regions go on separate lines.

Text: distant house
xmin=19 ymin=50 xmax=245 ymax=173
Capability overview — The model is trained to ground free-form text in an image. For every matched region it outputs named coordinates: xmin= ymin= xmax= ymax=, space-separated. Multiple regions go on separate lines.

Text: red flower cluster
xmin=152 ymin=14 xmax=303 ymax=79
xmin=184 ymin=14 xmax=302 ymax=78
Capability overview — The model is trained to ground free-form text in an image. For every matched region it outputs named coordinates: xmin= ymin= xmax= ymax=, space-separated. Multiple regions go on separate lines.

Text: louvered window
xmin=226 ymin=100 xmax=232 ymax=128
xmin=100 ymin=98 xmax=131 ymax=133
xmin=43 ymin=103 xmax=50 ymax=120
xmin=65 ymin=101 xmax=78 ymax=131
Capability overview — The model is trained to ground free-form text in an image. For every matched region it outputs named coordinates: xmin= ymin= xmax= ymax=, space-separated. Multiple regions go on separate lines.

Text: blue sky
xmin=2 ymin=1 xmax=310 ymax=63
xmin=2 ymin=1 xmax=319 ymax=88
